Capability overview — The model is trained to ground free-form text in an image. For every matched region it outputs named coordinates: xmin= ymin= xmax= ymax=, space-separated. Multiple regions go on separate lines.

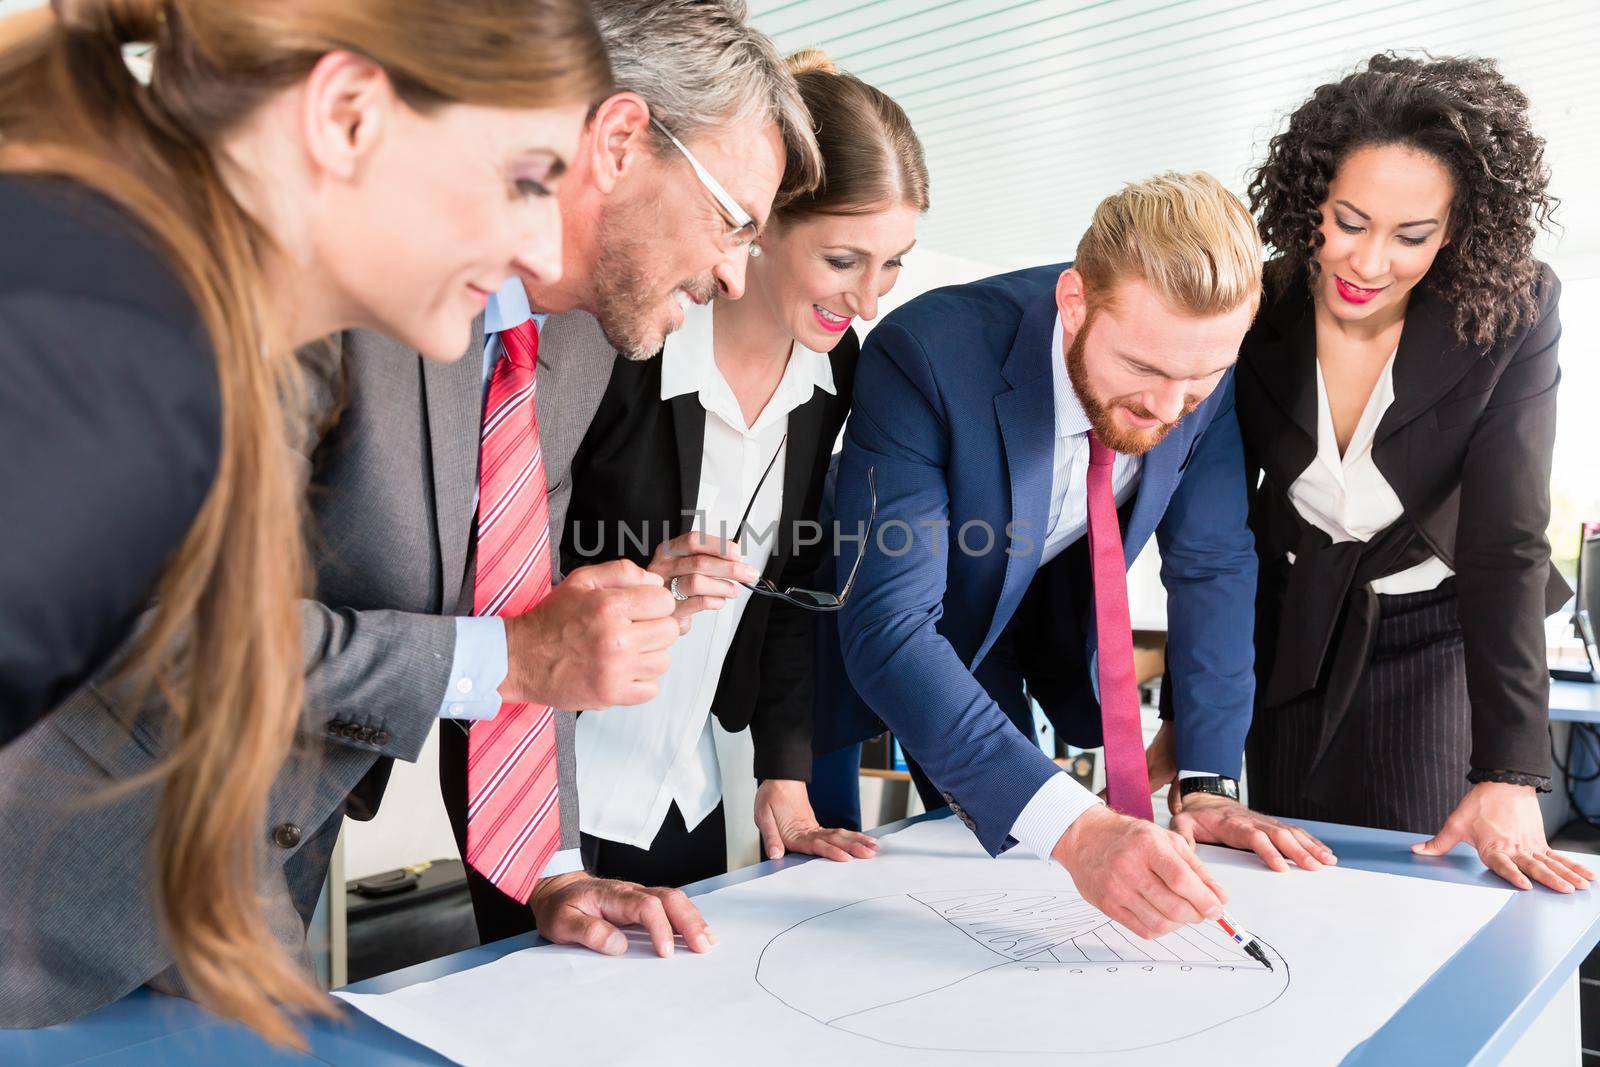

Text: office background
xmin=325 ymin=0 xmax=1598 ymax=884
xmin=7 ymin=0 xmax=1590 ymax=899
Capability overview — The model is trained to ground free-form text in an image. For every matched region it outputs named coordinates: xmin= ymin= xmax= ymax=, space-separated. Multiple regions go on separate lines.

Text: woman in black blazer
xmin=1235 ymin=54 xmax=1590 ymax=893
xmin=562 ymin=50 xmax=929 ymax=886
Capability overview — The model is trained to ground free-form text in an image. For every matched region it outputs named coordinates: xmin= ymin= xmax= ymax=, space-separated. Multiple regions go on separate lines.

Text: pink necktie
xmin=465 ymin=318 xmax=561 ymax=902
xmin=1085 ymin=434 xmax=1154 ymax=821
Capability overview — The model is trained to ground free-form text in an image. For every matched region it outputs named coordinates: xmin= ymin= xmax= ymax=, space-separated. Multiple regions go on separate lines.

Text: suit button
xmin=341 ymin=723 xmax=363 ymax=739
xmin=372 ymin=730 xmax=391 ymax=746
xmin=325 ymin=721 xmax=342 ymax=736
xmin=272 ymin=823 xmax=303 ymax=849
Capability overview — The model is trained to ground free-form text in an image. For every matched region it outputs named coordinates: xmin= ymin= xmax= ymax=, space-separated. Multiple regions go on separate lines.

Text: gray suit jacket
xmin=0 ymin=310 xmax=615 ymax=1027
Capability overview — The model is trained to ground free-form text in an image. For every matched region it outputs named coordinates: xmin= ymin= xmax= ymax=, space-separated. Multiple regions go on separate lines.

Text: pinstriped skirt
xmin=1246 ymin=579 xmax=1471 ymax=834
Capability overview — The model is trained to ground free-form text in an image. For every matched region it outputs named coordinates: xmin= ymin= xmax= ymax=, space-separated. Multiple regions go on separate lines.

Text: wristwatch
xmin=1177 ymin=775 xmax=1239 ymax=802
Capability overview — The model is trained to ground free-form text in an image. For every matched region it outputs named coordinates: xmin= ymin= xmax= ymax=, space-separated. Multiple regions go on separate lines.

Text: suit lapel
xmin=1377 ymin=284 xmax=1485 ymax=445
xmin=1122 ymin=430 xmax=1183 ymax=555
xmin=670 ymin=392 xmax=706 ymax=536
xmin=976 ymin=291 xmax=1059 ymax=667
xmin=423 ymin=317 xmax=486 ymax=610
xmin=1249 ymin=290 xmax=1319 ymax=476
xmin=534 ymin=310 xmax=619 ymax=488
xmin=1251 ymin=281 xmax=1482 ymax=468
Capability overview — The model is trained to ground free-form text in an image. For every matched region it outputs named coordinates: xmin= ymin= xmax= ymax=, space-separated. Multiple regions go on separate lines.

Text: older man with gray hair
xmin=0 ymin=0 xmax=817 ymax=1024
xmin=301 ymin=0 xmax=824 ymax=957
xmin=531 ymin=0 xmax=821 ymax=358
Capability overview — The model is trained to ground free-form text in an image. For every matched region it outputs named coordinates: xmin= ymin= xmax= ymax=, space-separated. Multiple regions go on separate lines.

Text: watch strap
xmin=1177 ymin=775 xmax=1239 ymax=801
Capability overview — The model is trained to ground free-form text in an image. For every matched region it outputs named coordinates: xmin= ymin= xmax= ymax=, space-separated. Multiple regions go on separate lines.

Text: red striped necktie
xmin=1085 ymin=434 xmax=1154 ymax=821
xmin=465 ymin=318 xmax=560 ymax=902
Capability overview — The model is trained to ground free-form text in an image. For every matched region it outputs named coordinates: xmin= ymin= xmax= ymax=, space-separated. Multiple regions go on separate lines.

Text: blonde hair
xmin=1074 ymin=171 xmax=1263 ymax=317
xmin=0 ymin=0 xmax=609 ymax=1047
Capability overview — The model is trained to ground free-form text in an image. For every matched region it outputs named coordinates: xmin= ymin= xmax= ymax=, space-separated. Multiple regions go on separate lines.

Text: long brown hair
xmin=775 ymin=48 xmax=929 ymax=220
xmin=0 ymin=0 xmax=609 ymax=1046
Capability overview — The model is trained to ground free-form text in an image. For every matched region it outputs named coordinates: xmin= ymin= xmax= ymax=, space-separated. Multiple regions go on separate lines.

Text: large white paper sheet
xmin=338 ymin=818 xmax=1512 ymax=1065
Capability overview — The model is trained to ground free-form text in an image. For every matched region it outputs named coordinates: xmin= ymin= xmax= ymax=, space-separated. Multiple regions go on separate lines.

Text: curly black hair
xmin=1247 ymin=53 xmax=1556 ymax=348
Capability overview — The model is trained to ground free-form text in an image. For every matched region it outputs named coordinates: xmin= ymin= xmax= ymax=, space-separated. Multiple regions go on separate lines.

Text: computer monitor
xmin=1580 ymin=523 xmax=1600 ymax=616
xmin=1554 ymin=522 xmax=1600 ymax=683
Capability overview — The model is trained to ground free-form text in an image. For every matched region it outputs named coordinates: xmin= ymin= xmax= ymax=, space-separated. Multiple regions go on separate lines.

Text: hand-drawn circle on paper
xmin=755 ymin=890 xmax=1289 ymax=1055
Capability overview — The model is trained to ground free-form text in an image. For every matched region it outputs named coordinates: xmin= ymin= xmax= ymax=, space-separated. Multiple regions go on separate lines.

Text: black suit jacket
xmin=1236 ymin=264 xmax=1568 ymax=778
xmin=563 ymin=329 xmax=859 ymax=781
xmin=0 ymin=177 xmax=220 ymax=741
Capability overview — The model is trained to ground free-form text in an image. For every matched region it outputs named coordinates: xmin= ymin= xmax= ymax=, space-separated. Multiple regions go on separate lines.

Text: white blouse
xmin=576 ymin=301 xmax=835 ymax=850
xmin=1286 ymin=353 xmax=1454 ymax=596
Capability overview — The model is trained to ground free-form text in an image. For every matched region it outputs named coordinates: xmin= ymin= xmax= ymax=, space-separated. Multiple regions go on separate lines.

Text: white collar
xmin=1051 ymin=311 xmax=1093 ymax=440
xmin=660 ymin=301 xmax=836 ymax=433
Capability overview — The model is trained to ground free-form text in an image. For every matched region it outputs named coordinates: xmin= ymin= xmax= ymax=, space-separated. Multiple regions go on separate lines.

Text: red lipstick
xmin=812 ymin=304 xmax=852 ymax=334
xmin=1334 ymin=275 xmax=1386 ymax=305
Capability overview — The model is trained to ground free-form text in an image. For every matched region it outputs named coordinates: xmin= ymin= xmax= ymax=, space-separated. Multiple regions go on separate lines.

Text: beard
xmin=592 ymin=204 xmax=717 ymax=361
xmin=1064 ymin=314 xmax=1196 ymax=456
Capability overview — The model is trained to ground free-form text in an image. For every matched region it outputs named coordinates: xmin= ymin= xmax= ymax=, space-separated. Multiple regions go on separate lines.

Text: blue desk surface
xmin=10 ymin=810 xmax=1600 ymax=1067
xmin=1551 ymin=678 xmax=1600 ymax=724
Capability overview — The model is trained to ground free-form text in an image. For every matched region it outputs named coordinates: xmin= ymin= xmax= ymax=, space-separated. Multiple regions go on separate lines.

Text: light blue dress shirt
xmin=438 ymin=277 xmax=549 ymax=721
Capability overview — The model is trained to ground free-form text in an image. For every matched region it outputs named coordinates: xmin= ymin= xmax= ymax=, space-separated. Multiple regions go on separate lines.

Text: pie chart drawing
xmin=755 ymin=890 xmax=1289 ymax=1055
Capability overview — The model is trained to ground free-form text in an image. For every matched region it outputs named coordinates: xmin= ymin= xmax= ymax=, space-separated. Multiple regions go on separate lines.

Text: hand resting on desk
xmin=754 ymin=778 xmax=880 ymax=862
xmin=529 ymin=871 xmax=716 ymax=958
xmin=1146 ymin=719 xmax=1589 ymax=892
xmin=1173 ymin=794 xmax=1338 ymax=872
xmin=1144 ymin=720 xmax=1337 ymax=871
xmin=1414 ymin=781 xmax=1595 ymax=893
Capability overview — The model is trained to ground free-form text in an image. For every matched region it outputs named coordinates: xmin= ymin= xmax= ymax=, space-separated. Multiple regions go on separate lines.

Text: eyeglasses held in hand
xmin=730 ymin=437 xmax=875 ymax=613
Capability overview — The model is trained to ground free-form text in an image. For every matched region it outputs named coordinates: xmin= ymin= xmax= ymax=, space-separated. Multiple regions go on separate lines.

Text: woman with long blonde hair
xmin=0 ymin=0 xmax=609 ymax=1042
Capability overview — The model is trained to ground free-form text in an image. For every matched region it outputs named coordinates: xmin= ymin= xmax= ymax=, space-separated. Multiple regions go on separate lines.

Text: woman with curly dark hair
xmin=1231 ymin=53 xmax=1589 ymax=893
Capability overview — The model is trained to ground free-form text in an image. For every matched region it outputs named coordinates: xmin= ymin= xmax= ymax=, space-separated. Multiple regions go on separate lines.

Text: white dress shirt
xmin=1040 ymin=314 xmax=1143 ymax=564
xmin=577 ymin=301 xmax=836 ymax=849
xmin=1286 ymin=353 xmax=1453 ymax=595
xmin=1004 ymin=315 xmax=1220 ymax=862
xmin=1009 ymin=315 xmax=1144 ymax=862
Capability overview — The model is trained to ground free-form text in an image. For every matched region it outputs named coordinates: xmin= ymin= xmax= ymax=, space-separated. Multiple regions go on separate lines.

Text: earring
xmin=750 ymin=244 xmax=764 ymax=258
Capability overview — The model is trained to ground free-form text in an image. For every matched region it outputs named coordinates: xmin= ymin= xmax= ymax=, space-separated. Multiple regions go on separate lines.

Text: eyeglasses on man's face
xmin=729 ymin=436 xmax=876 ymax=613
xmin=650 ymin=116 xmax=759 ymax=248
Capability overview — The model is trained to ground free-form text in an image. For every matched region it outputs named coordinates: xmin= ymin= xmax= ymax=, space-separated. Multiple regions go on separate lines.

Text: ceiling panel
xmin=751 ymin=0 xmax=1600 ymax=274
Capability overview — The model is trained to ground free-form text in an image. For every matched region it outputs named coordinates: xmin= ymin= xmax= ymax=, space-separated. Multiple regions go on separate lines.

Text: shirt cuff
xmin=1009 ymin=771 xmax=1102 ymax=862
xmin=1177 ymin=769 xmax=1215 ymax=780
xmin=542 ymin=848 xmax=584 ymax=878
xmin=437 ymin=616 xmax=508 ymax=720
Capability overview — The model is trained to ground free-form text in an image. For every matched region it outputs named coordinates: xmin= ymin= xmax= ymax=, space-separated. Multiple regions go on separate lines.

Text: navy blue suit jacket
xmin=822 ymin=264 xmax=1257 ymax=855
